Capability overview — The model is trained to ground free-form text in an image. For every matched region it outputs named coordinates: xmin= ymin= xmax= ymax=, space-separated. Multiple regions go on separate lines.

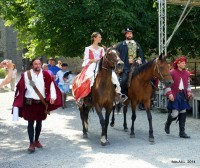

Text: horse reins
xmin=102 ymin=53 xmax=117 ymax=71
xmin=154 ymin=58 xmax=164 ymax=79
xmin=154 ymin=58 xmax=170 ymax=80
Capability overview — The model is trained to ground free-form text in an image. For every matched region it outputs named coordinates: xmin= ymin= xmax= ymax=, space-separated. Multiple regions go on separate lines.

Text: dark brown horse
xmin=79 ymin=47 xmax=124 ymax=146
xmin=110 ymin=54 xmax=173 ymax=142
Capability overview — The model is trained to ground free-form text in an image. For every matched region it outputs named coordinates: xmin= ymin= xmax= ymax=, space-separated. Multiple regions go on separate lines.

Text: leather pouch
xmin=25 ymin=98 xmax=32 ymax=105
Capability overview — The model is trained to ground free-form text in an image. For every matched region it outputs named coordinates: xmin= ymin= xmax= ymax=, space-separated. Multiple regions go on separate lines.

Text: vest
xmin=128 ymin=42 xmax=137 ymax=59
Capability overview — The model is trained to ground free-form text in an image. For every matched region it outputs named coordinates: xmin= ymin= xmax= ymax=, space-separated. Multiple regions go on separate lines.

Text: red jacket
xmin=166 ymin=69 xmax=192 ymax=98
xmin=13 ymin=70 xmax=62 ymax=116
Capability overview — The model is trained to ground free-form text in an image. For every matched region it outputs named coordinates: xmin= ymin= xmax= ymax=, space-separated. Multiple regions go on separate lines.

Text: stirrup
xmin=120 ymin=94 xmax=128 ymax=103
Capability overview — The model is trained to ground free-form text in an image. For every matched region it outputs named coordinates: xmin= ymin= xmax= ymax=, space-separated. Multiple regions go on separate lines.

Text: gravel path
xmin=0 ymin=89 xmax=200 ymax=168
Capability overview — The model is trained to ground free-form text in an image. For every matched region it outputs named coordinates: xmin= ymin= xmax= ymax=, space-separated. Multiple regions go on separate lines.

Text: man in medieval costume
xmin=13 ymin=58 xmax=62 ymax=153
xmin=165 ymin=56 xmax=192 ymax=138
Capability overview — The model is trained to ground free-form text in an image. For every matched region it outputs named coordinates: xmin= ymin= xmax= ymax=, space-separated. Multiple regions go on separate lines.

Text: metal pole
xmin=158 ymin=0 xmax=167 ymax=55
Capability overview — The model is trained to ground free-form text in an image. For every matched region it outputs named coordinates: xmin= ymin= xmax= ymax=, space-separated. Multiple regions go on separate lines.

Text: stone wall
xmin=0 ymin=19 xmax=23 ymax=71
xmin=0 ymin=19 xmax=85 ymax=74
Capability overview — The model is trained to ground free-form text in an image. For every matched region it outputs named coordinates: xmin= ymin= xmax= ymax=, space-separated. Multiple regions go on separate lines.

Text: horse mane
xmin=98 ymin=57 xmax=104 ymax=71
xmin=132 ymin=58 xmax=156 ymax=78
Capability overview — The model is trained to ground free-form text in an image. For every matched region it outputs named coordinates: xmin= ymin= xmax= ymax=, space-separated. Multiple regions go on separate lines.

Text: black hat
xmin=61 ymin=63 xmax=68 ymax=67
xmin=122 ymin=28 xmax=134 ymax=34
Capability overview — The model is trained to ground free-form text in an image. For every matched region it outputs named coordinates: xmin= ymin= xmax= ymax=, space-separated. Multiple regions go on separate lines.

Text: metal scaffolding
xmin=158 ymin=0 xmax=198 ymax=55
xmin=156 ymin=0 xmax=200 ymax=109
xmin=158 ymin=0 xmax=167 ymax=55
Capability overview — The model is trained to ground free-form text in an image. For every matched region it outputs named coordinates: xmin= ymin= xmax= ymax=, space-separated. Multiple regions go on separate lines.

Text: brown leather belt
xmin=26 ymin=98 xmax=41 ymax=104
xmin=32 ymin=99 xmax=41 ymax=104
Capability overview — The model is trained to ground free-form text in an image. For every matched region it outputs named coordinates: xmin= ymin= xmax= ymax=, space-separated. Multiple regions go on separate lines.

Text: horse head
xmin=103 ymin=47 xmax=124 ymax=75
xmin=154 ymin=54 xmax=173 ymax=87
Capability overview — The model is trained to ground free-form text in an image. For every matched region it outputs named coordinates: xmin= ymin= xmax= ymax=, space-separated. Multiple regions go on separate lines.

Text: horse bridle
xmin=102 ymin=51 xmax=118 ymax=71
xmin=154 ymin=58 xmax=170 ymax=80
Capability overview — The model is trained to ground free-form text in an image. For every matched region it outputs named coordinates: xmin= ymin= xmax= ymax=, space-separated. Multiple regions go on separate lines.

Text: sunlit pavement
xmin=0 ymin=89 xmax=200 ymax=168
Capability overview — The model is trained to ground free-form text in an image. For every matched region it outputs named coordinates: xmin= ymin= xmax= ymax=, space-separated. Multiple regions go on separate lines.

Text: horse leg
xmin=105 ymin=110 xmax=112 ymax=145
xmin=110 ymin=106 xmax=115 ymax=127
xmin=96 ymin=106 xmax=107 ymax=146
xmin=130 ymin=103 xmax=137 ymax=138
xmin=144 ymin=102 xmax=154 ymax=142
xmin=123 ymin=105 xmax=128 ymax=131
xmin=79 ymin=105 xmax=89 ymax=138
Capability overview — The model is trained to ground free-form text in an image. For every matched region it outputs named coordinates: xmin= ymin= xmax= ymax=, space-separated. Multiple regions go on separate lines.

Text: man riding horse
xmin=115 ymin=28 xmax=145 ymax=109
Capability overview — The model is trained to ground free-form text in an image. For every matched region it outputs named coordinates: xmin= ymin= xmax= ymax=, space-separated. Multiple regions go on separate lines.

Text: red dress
xmin=72 ymin=49 xmax=103 ymax=100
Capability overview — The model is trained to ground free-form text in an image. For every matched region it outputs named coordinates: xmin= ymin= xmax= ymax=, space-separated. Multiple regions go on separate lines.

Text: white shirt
xmin=179 ymin=78 xmax=184 ymax=90
xmin=82 ymin=47 xmax=105 ymax=67
xmin=55 ymin=70 xmax=73 ymax=85
xmin=24 ymin=69 xmax=56 ymax=100
xmin=126 ymin=40 xmax=136 ymax=44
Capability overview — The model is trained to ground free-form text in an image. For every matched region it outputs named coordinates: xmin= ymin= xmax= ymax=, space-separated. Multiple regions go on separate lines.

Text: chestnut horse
xmin=79 ymin=47 xmax=124 ymax=146
xmin=110 ymin=54 xmax=173 ymax=142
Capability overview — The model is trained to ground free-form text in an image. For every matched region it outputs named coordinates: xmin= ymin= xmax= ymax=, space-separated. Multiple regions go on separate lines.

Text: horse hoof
xmin=83 ymin=134 xmax=88 ymax=139
xmin=100 ymin=136 xmax=107 ymax=146
xmin=101 ymin=139 xmax=110 ymax=146
xmin=149 ymin=137 xmax=154 ymax=143
xmin=110 ymin=123 xmax=114 ymax=127
xmin=130 ymin=134 xmax=135 ymax=138
xmin=124 ymin=128 xmax=128 ymax=132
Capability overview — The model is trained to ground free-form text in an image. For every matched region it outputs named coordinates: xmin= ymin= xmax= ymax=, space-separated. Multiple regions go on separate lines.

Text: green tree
xmin=167 ymin=5 xmax=200 ymax=58
xmin=0 ymin=1 xmax=200 ymax=59
xmin=0 ymin=0 xmax=157 ymax=58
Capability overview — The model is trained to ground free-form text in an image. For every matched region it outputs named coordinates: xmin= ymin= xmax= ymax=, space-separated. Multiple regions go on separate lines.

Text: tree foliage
xmin=0 ymin=0 xmax=200 ymax=59
xmin=167 ymin=5 xmax=200 ymax=58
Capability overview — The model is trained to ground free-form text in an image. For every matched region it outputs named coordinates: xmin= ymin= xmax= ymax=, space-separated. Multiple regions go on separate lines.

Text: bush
xmin=0 ymin=69 xmax=6 ymax=78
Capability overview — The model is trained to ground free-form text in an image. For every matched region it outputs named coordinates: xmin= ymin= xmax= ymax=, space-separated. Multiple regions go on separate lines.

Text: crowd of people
xmin=0 ymin=28 xmax=194 ymax=154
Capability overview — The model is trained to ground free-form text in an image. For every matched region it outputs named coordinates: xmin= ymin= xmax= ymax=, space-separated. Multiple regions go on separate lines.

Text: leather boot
xmin=179 ymin=113 xmax=190 ymax=138
xmin=128 ymin=70 xmax=133 ymax=87
xmin=127 ymin=63 xmax=137 ymax=87
xmin=164 ymin=113 xmax=176 ymax=134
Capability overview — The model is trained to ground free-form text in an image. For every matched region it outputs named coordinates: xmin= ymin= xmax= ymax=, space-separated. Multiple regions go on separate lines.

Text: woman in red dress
xmin=72 ymin=32 xmax=127 ymax=106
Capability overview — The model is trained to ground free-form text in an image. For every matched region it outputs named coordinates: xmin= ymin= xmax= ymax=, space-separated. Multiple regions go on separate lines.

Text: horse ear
xmin=112 ymin=44 xmax=117 ymax=49
xmin=106 ymin=47 xmax=112 ymax=53
xmin=102 ymin=45 xmax=107 ymax=51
